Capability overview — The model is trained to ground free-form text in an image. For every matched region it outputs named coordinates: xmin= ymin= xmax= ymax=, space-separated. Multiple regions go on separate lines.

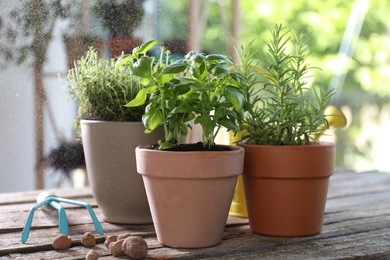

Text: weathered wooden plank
xmin=0 ymin=197 xmax=97 ymax=214
xmin=146 ymin=214 xmax=390 ymax=259
xmin=326 ymin=189 xmax=390 ymax=211
xmin=0 ymin=206 xmax=104 ymax=232
xmin=328 ymin=171 xmax=390 ymax=199
xmin=1 ymin=171 xmax=390 ymax=259
xmin=324 ymin=204 xmax=390 ymax=227
xmin=0 ymin=222 xmax=156 ymax=256
xmin=0 ymin=188 xmax=93 ymax=205
xmin=0 ymin=216 xmax=246 ymax=254
xmin=2 ymin=209 xmax=390 ymax=260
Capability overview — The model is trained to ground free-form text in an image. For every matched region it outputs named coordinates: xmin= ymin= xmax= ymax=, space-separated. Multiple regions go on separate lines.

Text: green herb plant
xmin=238 ymin=24 xmax=334 ymax=145
xmin=67 ymin=48 xmax=144 ymax=122
xmin=183 ymin=51 xmax=244 ymax=149
xmin=125 ymin=41 xmax=244 ymax=150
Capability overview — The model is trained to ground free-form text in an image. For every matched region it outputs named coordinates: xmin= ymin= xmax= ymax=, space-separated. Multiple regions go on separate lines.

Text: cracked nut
xmin=104 ymin=235 xmax=118 ymax=249
xmin=109 ymin=239 xmax=124 ymax=257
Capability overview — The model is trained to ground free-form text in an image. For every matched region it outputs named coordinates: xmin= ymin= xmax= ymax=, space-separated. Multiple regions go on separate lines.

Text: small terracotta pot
xmin=63 ymin=35 xmax=103 ymax=69
xmin=109 ymin=37 xmax=141 ymax=57
xmin=241 ymin=142 xmax=335 ymax=236
xmin=81 ymin=120 xmax=163 ymax=224
xmin=135 ymin=146 xmax=244 ymax=248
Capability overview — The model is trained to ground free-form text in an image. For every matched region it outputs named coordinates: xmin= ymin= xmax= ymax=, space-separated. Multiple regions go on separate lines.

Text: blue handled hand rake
xmin=21 ymin=192 xmax=104 ymax=244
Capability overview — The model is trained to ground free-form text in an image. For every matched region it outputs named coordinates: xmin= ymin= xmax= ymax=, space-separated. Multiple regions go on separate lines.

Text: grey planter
xmin=80 ymin=120 xmax=163 ymax=224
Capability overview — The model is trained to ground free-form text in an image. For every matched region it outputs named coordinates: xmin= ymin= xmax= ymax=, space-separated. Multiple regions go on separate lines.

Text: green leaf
xmin=194 ymin=115 xmax=212 ymax=126
xmin=174 ymin=82 xmax=192 ymax=95
xmin=225 ymin=87 xmax=244 ymax=111
xmin=187 ymin=51 xmax=205 ymax=63
xmin=125 ymin=88 xmax=148 ymax=107
xmin=163 ymin=61 xmax=187 ymax=74
xmin=159 ymin=141 xmax=176 ymax=150
xmin=171 ymin=105 xmax=193 ymax=113
xmin=213 ymin=65 xmax=229 ymax=76
xmin=143 ymin=109 xmax=163 ymax=132
xmin=214 ymin=107 xmax=228 ymax=120
xmin=132 ymin=56 xmax=154 ymax=78
xmin=220 ymin=119 xmax=238 ymax=132
xmin=206 ymin=54 xmax=232 ymax=64
xmin=133 ymin=40 xmax=162 ymax=56
xmin=115 ymin=55 xmax=133 ymax=69
xmin=203 ymin=120 xmax=216 ymax=138
xmin=158 ymin=74 xmax=174 ymax=85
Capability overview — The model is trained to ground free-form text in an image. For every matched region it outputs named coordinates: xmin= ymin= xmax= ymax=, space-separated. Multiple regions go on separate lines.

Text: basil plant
xmin=123 ymin=40 xmax=244 ymax=150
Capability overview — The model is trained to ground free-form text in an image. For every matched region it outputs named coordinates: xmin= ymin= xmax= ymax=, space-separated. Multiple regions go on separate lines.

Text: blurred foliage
xmin=157 ymin=0 xmax=188 ymax=40
xmin=0 ymin=0 xmax=69 ymax=66
xmin=158 ymin=0 xmax=390 ymax=171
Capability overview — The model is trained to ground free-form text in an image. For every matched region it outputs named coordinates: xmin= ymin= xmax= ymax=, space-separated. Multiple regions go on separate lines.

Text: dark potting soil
xmin=143 ymin=142 xmax=232 ymax=151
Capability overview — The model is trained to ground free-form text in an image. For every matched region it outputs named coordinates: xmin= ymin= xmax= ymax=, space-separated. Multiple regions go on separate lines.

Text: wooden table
xmin=1 ymin=170 xmax=390 ymax=259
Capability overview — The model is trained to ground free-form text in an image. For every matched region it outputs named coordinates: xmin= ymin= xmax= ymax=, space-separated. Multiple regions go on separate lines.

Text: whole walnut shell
xmin=81 ymin=232 xmax=96 ymax=247
xmin=52 ymin=234 xmax=72 ymax=250
xmin=122 ymin=236 xmax=148 ymax=259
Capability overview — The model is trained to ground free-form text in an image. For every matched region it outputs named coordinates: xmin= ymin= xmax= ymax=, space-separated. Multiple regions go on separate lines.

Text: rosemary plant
xmin=239 ymin=24 xmax=334 ymax=145
xmin=67 ymin=48 xmax=144 ymax=122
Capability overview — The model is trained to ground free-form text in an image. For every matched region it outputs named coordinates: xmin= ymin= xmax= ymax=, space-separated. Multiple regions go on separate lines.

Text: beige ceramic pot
xmin=81 ymin=120 xmax=163 ymax=224
xmin=135 ymin=145 xmax=244 ymax=248
xmin=241 ymin=142 xmax=335 ymax=237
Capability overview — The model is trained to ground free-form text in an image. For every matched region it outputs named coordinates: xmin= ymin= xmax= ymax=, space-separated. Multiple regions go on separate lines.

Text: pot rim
xmin=136 ymin=144 xmax=244 ymax=155
xmin=135 ymin=145 xmax=244 ymax=179
xmin=239 ymin=141 xmax=335 ymax=150
xmin=80 ymin=119 xmax=143 ymax=125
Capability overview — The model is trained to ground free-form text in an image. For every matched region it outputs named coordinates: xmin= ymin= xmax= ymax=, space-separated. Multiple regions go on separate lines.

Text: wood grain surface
xmin=0 ymin=171 xmax=389 ymax=259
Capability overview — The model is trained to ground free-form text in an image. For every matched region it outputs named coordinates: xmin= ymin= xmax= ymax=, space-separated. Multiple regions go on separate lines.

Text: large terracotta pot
xmin=80 ymin=120 xmax=163 ymax=224
xmin=135 ymin=146 xmax=245 ymax=248
xmin=241 ymin=142 xmax=335 ymax=236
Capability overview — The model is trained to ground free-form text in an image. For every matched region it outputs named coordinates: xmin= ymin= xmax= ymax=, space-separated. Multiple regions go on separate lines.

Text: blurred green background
xmin=158 ymin=0 xmax=390 ymax=173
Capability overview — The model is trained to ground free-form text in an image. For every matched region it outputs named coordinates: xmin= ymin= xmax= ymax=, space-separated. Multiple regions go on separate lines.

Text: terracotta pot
xmin=109 ymin=37 xmax=141 ymax=57
xmin=80 ymin=120 xmax=163 ymax=224
xmin=241 ymin=142 xmax=335 ymax=236
xmin=135 ymin=146 xmax=244 ymax=248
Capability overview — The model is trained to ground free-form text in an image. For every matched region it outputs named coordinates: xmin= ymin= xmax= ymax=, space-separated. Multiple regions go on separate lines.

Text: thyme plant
xmin=238 ymin=24 xmax=334 ymax=145
xmin=67 ymin=48 xmax=144 ymax=122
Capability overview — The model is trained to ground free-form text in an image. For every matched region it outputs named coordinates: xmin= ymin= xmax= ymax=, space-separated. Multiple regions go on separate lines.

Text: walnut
xmin=52 ymin=234 xmax=72 ymax=250
xmin=85 ymin=249 xmax=100 ymax=260
xmin=122 ymin=236 xmax=148 ymax=259
xmin=81 ymin=232 xmax=96 ymax=247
